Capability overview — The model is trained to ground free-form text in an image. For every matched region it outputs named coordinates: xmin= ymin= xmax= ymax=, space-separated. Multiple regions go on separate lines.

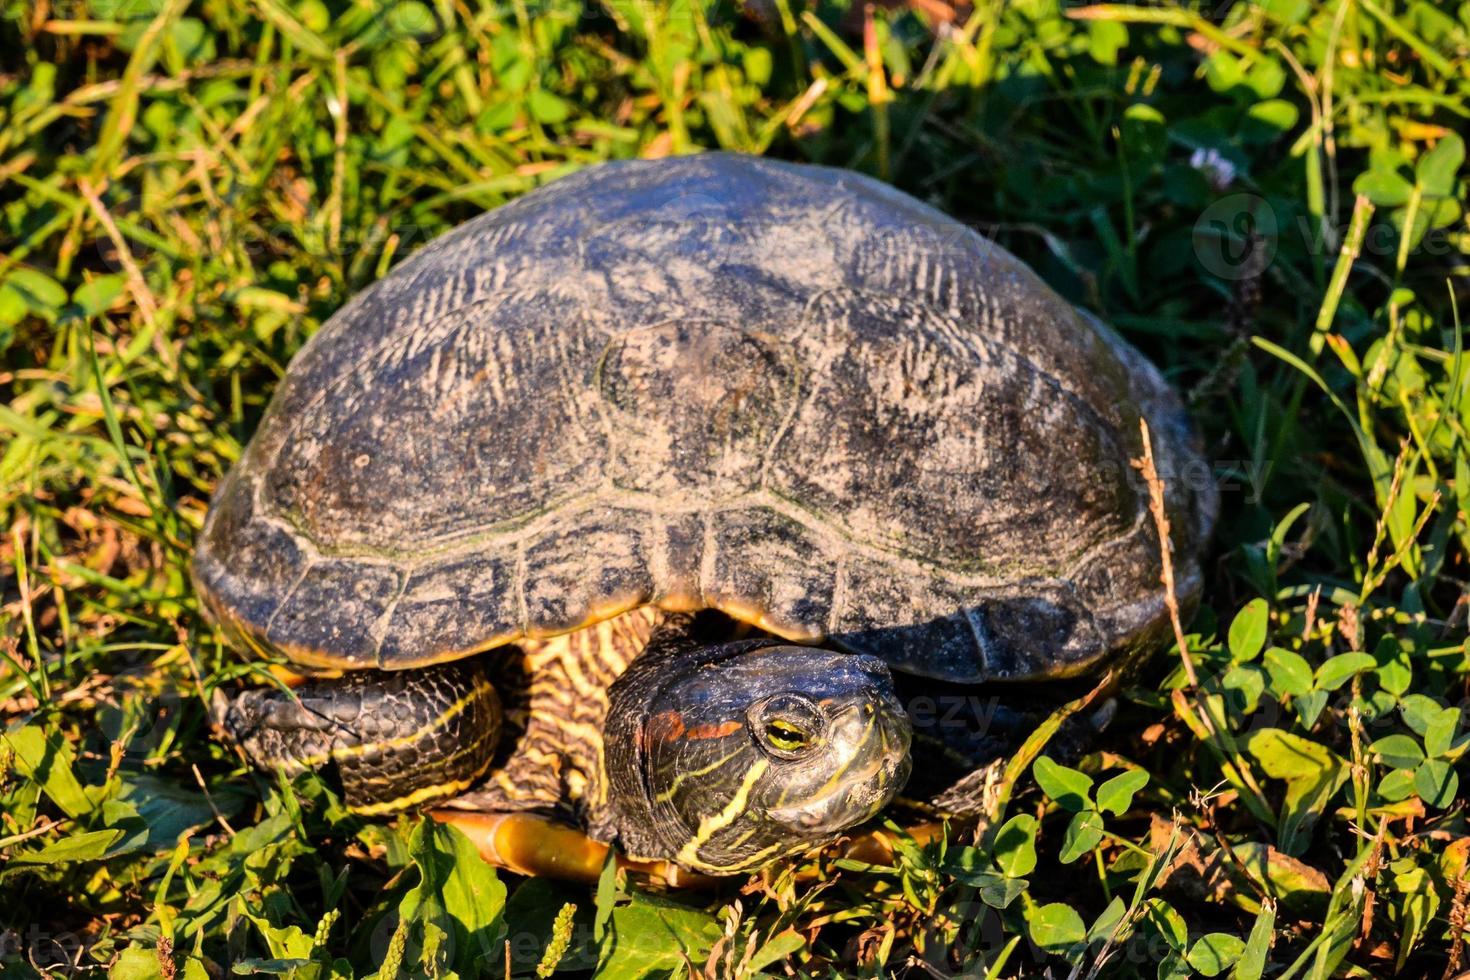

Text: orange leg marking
xmin=428 ymin=810 xmax=714 ymax=888
xmin=431 ymin=810 xmax=945 ymax=887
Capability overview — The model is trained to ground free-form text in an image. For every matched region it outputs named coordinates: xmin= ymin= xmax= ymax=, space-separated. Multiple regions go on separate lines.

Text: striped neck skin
xmin=474 ymin=608 xmax=663 ymax=824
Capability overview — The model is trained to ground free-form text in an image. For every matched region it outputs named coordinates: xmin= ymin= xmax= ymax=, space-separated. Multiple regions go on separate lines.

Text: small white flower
xmin=1190 ymin=147 xmax=1237 ymax=191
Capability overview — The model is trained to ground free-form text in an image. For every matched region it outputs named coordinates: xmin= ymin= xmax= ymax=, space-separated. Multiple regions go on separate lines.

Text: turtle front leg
xmin=428 ymin=810 xmax=718 ymax=887
xmin=430 ymin=808 xmax=948 ymax=887
xmin=217 ymin=659 xmax=502 ymax=814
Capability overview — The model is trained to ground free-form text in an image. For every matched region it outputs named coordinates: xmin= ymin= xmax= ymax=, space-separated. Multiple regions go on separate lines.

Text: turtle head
xmin=602 ymin=641 xmax=912 ymax=875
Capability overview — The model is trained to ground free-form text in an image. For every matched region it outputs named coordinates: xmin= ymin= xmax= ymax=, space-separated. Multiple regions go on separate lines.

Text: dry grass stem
xmin=1131 ymin=418 xmax=1197 ymax=688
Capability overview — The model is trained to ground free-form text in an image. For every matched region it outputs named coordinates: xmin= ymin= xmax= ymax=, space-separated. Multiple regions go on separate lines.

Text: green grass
xmin=1 ymin=0 xmax=1468 ymax=976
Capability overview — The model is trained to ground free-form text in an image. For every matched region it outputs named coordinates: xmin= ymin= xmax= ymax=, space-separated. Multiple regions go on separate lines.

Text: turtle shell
xmin=193 ymin=153 xmax=1216 ymax=683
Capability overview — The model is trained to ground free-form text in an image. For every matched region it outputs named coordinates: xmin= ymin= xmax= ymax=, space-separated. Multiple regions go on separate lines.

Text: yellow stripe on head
xmin=675 ymin=758 xmax=769 ymax=867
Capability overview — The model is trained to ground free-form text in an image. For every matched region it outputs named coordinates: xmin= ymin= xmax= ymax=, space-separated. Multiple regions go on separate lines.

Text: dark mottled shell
xmin=193 ymin=154 xmax=1216 ymax=682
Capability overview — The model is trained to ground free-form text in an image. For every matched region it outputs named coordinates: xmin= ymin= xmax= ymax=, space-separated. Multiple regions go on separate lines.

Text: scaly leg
xmin=218 ymin=659 xmax=502 ymax=814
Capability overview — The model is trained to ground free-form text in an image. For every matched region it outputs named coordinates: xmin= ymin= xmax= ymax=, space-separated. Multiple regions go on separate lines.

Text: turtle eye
xmin=748 ymin=693 xmax=825 ymax=760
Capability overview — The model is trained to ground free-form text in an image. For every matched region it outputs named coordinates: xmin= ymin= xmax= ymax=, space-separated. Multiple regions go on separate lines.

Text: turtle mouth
xmin=766 ymin=703 xmax=912 ymax=833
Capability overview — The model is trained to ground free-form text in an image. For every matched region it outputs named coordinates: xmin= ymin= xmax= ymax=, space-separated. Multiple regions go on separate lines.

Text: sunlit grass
xmin=1 ymin=0 xmax=1467 ymax=976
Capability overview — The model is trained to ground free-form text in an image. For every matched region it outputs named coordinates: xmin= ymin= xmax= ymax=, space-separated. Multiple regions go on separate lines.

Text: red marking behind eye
xmin=683 ymin=720 xmax=743 ymax=741
xmin=644 ymin=712 xmax=742 ymax=747
xmin=645 ymin=710 xmax=686 ymax=745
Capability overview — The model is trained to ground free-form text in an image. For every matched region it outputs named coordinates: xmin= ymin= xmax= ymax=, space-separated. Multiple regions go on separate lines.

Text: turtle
xmin=197 ymin=152 xmax=1216 ymax=878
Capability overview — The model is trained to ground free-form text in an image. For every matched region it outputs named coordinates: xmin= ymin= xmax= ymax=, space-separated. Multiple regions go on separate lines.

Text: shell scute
xmin=598 ymin=320 xmax=798 ymax=497
xmin=266 ymin=559 xmax=400 ymax=669
xmin=702 ymin=508 xmax=837 ymax=640
xmin=380 ymin=552 xmax=519 ymax=666
xmin=195 ymin=472 xmax=306 ymax=641
xmin=523 ymin=514 xmax=653 ymax=635
xmin=967 ymin=591 xmax=1103 ymax=679
xmin=772 ymin=287 xmax=1135 ymax=576
xmin=260 ymin=288 xmax=607 ymax=557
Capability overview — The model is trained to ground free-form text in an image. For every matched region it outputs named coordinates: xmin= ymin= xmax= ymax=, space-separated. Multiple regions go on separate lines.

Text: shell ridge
xmin=368 ymin=574 xmax=412 ymax=668
xmin=254 ymin=485 xmax=1103 ymax=590
xmin=758 ymin=288 xmax=846 ymax=490
xmin=260 ymin=559 xmax=314 ymax=641
xmin=825 ymin=550 xmax=849 ymax=636
xmin=960 ymin=604 xmax=992 ymax=675
xmin=698 ymin=510 xmax=716 ymax=607
xmin=588 ymin=332 xmax=625 ymax=480
xmin=245 ymin=471 xmax=319 ymax=641
xmin=514 ymin=540 xmax=531 ymax=636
